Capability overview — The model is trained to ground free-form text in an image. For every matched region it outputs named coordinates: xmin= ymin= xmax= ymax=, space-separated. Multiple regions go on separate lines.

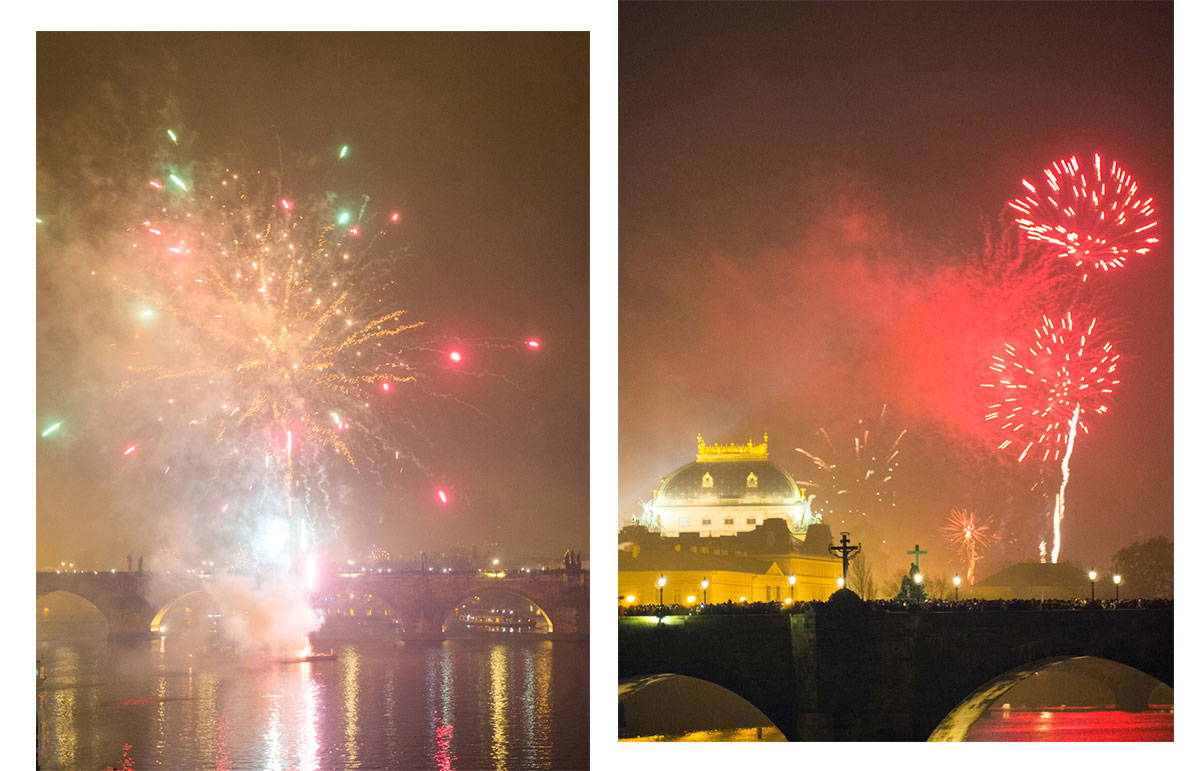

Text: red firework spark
xmin=982 ymin=312 xmax=1120 ymax=463
xmin=941 ymin=507 xmax=998 ymax=558
xmin=1007 ymin=153 xmax=1159 ymax=281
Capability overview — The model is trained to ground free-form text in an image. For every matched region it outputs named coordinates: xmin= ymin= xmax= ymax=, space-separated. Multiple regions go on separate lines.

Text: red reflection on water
xmin=215 ymin=714 xmax=231 ymax=771
xmin=434 ymin=718 xmax=456 ymax=770
xmin=121 ymin=742 xmax=135 ymax=769
xmin=966 ymin=708 xmax=1173 ymax=742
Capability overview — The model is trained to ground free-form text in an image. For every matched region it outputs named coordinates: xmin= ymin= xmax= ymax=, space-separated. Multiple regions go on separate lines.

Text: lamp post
xmin=914 ymin=571 xmax=923 ymax=602
xmin=836 ymin=576 xmax=844 ymax=588
xmin=953 ymin=573 xmax=961 ymax=601
xmin=1088 ymin=568 xmax=1097 ymax=601
xmin=788 ymin=573 xmax=796 ymax=600
xmin=1113 ymin=573 xmax=1121 ymax=602
xmin=657 ymin=574 xmax=666 ymax=608
xmin=700 ymin=577 xmax=709 ymax=605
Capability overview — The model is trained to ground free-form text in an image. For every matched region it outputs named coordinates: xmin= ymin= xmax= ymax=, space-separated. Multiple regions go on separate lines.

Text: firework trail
xmin=982 ymin=312 xmax=1120 ymax=562
xmin=941 ymin=507 xmax=998 ymax=585
xmin=107 ymin=135 xmax=424 ymax=563
xmin=1008 ymin=153 xmax=1159 ymax=282
xmin=795 ymin=404 xmax=906 ymax=524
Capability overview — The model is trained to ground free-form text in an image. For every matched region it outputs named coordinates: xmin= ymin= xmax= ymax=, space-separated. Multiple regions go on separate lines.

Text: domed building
xmin=643 ymin=434 xmax=821 ymax=538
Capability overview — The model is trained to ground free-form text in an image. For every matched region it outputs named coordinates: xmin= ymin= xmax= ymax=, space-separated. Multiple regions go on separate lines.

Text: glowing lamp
xmin=913 ymin=572 xmax=923 ymax=584
xmin=953 ymin=574 xmax=962 ymax=586
xmin=1113 ymin=574 xmax=1121 ymax=584
xmin=1088 ymin=569 xmax=1097 ymax=581
xmin=700 ymin=578 xmax=709 ymax=590
xmin=788 ymin=574 xmax=796 ymax=586
xmin=784 ymin=597 xmax=793 ymax=605
xmin=686 ymin=595 xmax=696 ymax=604
xmin=739 ymin=596 xmax=747 ymax=603
xmin=492 ymin=558 xmax=500 ymax=566
xmin=656 ymin=575 xmax=666 ymax=588
xmin=836 ymin=576 xmax=845 ymax=588
xmin=625 ymin=595 xmax=636 ymax=603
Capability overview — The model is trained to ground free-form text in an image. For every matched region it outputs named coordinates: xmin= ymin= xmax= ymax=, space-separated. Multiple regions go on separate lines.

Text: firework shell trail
xmin=1007 ymin=153 xmax=1159 ymax=281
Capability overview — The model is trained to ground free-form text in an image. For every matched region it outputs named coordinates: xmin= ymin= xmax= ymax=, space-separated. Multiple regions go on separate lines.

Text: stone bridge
xmin=36 ymin=570 xmax=588 ymax=639
xmin=618 ymin=601 xmax=1172 ymax=741
xmin=313 ymin=571 xmax=590 ymax=635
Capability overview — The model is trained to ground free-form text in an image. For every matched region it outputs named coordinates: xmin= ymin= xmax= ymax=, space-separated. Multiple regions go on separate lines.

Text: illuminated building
xmin=619 ymin=518 xmax=841 ymax=605
xmin=637 ymin=434 xmax=821 ymax=538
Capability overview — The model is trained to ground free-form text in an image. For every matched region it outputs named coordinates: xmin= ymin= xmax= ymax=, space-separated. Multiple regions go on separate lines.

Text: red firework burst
xmin=942 ymin=508 xmax=998 ymax=584
xmin=982 ymin=312 xmax=1120 ymax=464
xmin=1007 ymin=153 xmax=1159 ymax=281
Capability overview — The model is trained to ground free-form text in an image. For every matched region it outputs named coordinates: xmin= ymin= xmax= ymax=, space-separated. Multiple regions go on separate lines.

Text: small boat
xmin=278 ymin=650 xmax=337 ymax=664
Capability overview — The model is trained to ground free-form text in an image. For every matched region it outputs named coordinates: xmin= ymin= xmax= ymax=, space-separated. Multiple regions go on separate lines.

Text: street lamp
xmin=1113 ymin=573 xmax=1121 ymax=602
xmin=913 ymin=572 xmax=923 ymax=601
xmin=1088 ymin=568 xmax=1097 ymax=601
xmin=836 ymin=576 xmax=844 ymax=588
xmin=788 ymin=573 xmax=796 ymax=600
xmin=700 ymin=577 xmax=709 ymax=605
xmin=953 ymin=573 xmax=961 ymax=601
xmin=657 ymin=574 xmax=666 ymax=607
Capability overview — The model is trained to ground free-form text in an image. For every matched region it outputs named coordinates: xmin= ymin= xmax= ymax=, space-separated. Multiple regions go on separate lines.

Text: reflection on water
xmin=965 ymin=707 xmax=1173 ymax=742
xmin=37 ymin=631 xmax=588 ymax=769
xmin=620 ymin=727 xmax=787 ymax=742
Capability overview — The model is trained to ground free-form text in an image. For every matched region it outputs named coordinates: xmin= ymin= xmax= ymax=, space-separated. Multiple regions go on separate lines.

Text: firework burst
xmin=983 ymin=312 xmax=1120 ymax=562
xmin=1007 ymin=153 xmax=1159 ymax=281
xmin=795 ymin=404 xmax=906 ymax=523
xmin=941 ymin=507 xmax=998 ymax=585
xmin=105 ymin=140 xmax=426 ymax=558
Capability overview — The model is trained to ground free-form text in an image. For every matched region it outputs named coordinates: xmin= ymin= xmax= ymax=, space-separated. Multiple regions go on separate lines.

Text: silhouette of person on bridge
xmin=137 ymin=555 xmax=143 ymax=574
xmin=127 ymin=554 xmax=132 ymax=573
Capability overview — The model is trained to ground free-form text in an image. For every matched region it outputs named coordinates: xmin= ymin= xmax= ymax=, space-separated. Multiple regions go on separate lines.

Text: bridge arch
xmin=36 ymin=590 xmax=111 ymax=637
xmin=619 ymin=673 xmax=784 ymax=740
xmin=928 ymin=655 xmax=1174 ymax=742
xmin=442 ymin=587 xmax=556 ymax=634
xmin=149 ymin=590 xmax=212 ymax=634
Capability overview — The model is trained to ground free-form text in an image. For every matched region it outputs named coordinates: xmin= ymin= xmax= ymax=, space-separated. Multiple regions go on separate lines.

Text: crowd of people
xmin=619 ymin=596 xmax=1172 ymax=616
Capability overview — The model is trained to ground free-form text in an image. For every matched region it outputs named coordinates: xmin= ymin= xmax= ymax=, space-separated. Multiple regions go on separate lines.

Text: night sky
xmin=36 ymin=32 xmax=589 ymax=567
xmin=619 ymin=2 xmax=1173 ymax=581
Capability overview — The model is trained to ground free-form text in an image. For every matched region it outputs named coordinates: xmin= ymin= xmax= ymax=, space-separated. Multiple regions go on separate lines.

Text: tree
xmin=1111 ymin=537 xmax=1173 ymax=599
xmin=849 ymin=552 xmax=877 ymax=599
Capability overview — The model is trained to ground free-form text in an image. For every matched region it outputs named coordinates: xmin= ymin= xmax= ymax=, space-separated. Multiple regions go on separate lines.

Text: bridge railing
xmin=620 ymin=597 xmax=1173 ymax=616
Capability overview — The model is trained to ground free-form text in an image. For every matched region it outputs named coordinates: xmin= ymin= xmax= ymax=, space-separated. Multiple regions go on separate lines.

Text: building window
xmin=701 ymin=472 xmax=714 ymax=488
xmin=701 ymin=518 xmax=712 ymax=525
xmin=746 ymin=472 xmax=758 ymax=488
xmin=679 ymin=517 xmax=690 ymax=527
xmin=747 ymin=517 xmax=757 ymax=525
xmin=724 ymin=518 xmax=735 ymax=525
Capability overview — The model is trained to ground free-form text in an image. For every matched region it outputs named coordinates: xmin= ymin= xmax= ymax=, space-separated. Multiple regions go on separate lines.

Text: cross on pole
xmin=829 ymin=531 xmax=861 ymax=584
xmin=906 ymin=544 xmax=928 ymax=572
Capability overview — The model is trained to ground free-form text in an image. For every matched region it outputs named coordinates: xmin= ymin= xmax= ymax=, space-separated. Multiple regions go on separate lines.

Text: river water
xmin=37 ymin=627 xmax=589 ymax=770
xmin=964 ymin=707 xmax=1173 ymax=741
